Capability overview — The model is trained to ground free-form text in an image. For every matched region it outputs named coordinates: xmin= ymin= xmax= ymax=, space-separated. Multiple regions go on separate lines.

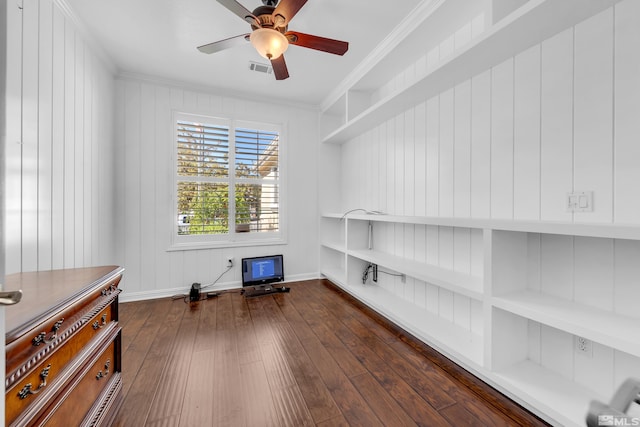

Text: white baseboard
xmin=118 ymin=272 xmax=321 ymax=303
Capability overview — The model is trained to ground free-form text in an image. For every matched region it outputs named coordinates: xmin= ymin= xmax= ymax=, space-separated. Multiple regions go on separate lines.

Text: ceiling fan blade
xmin=270 ymin=55 xmax=289 ymax=80
xmin=216 ymin=0 xmax=259 ymax=25
xmin=197 ymin=34 xmax=250 ymax=54
xmin=272 ymin=0 xmax=307 ymax=27
xmin=285 ymin=31 xmax=349 ymax=56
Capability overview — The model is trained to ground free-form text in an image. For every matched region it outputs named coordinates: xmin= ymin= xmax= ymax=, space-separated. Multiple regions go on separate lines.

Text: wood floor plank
xmin=212 ymin=329 xmax=245 ymax=426
xmin=178 ymin=349 xmax=215 ymax=427
xmin=145 ymin=303 xmax=202 ymax=424
xmin=193 ymin=295 xmax=218 ymax=352
xmin=387 ymin=338 xmax=516 ymax=426
xmin=285 ymin=284 xmax=367 ymax=377
xmin=239 ymin=359 xmax=280 ymax=427
xmin=316 ymin=292 xmax=457 ymax=411
xmin=268 ymin=324 xmax=341 ymax=423
xmin=313 ymin=282 xmax=399 ymax=344
xmin=349 ymin=371 xmax=418 ymax=427
xmin=229 ymin=290 xmax=252 ymax=327
xmin=118 ymin=297 xmax=174 ymax=397
xmin=439 ymin=402 xmax=502 ymax=427
xmin=300 ymin=337 xmax=384 ymax=427
xmin=330 ymin=317 xmax=452 ymax=427
xmin=271 ymin=384 xmax=316 ymax=427
xmin=316 ymin=414 xmax=350 ymax=427
xmin=272 ymin=290 xmax=317 ymax=342
xmin=119 ymin=299 xmax=156 ymax=354
xmin=235 ymin=323 xmax=262 ymax=366
xmin=215 ymin=292 xmax=235 ymax=331
xmin=116 ymin=299 xmax=145 ymax=329
xmin=113 ymin=299 xmax=189 ymax=427
xmin=260 ymin=340 xmax=298 ymax=391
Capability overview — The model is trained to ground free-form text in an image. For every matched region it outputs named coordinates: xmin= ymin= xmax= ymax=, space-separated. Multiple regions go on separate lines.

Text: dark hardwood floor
xmin=113 ymin=279 xmax=549 ymax=426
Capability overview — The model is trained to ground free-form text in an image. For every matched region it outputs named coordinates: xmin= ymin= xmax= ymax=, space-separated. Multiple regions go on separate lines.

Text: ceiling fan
xmin=197 ymin=0 xmax=349 ymax=80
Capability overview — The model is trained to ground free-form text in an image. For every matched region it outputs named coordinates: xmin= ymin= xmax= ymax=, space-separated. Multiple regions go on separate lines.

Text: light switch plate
xmin=567 ymin=191 xmax=593 ymax=212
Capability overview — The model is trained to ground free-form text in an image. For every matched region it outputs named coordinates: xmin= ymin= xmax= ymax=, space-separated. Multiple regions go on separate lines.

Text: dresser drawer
xmin=40 ymin=336 xmax=120 ymax=427
xmin=5 ymin=304 xmax=117 ymax=425
xmin=6 ymin=278 xmax=121 ymax=377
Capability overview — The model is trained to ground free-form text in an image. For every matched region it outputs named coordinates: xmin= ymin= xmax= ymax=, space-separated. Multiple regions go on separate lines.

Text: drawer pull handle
xmin=32 ymin=332 xmax=46 ymax=346
xmin=38 ymin=364 xmax=51 ymax=389
xmin=18 ymin=383 xmax=34 ymax=399
xmin=17 ymin=364 xmax=51 ymax=400
xmin=92 ymin=313 xmax=108 ymax=330
xmin=31 ymin=319 xmax=65 ymax=346
xmin=101 ymin=284 xmax=117 ymax=296
xmin=96 ymin=359 xmax=111 ymax=380
xmin=49 ymin=318 xmax=64 ymax=340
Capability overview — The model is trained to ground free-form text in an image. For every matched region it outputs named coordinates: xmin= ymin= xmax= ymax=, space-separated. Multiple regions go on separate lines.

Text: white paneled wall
xmin=341 ymin=4 xmax=640 ymax=223
xmin=338 ymin=0 xmax=640 ymax=413
xmin=115 ymin=79 xmax=320 ymax=299
xmin=4 ymin=0 xmax=117 ymax=275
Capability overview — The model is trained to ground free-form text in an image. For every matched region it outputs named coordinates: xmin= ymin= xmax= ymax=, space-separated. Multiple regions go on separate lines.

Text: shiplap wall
xmin=342 ymin=4 xmax=640 ymax=223
xmin=339 ymin=1 xmax=640 ymax=400
xmin=114 ymin=78 xmax=319 ymax=300
xmin=4 ymin=0 xmax=117 ymax=275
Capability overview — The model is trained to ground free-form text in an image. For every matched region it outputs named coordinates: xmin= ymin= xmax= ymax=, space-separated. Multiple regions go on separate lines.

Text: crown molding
xmin=320 ymin=0 xmax=445 ymax=112
xmin=53 ymin=0 xmax=118 ymax=76
xmin=116 ymin=71 xmax=319 ymax=113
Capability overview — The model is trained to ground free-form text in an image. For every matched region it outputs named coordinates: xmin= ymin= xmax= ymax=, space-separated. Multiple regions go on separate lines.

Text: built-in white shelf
xmin=335 ymin=213 xmax=640 ymax=240
xmin=493 ymin=290 xmax=640 ymax=358
xmin=332 ymin=279 xmax=484 ymax=368
xmin=320 ymin=267 xmax=346 ymax=286
xmin=349 ymin=248 xmax=483 ymax=300
xmin=494 ymin=360 xmax=607 ymax=427
xmin=321 ymin=241 xmax=345 ymax=253
xmin=321 ymin=0 xmax=621 ymax=144
xmin=319 ymin=211 xmax=640 ymax=426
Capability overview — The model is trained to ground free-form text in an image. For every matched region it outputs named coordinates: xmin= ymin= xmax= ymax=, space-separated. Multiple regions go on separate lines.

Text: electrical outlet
xmin=575 ymin=336 xmax=593 ymax=358
xmin=227 ymin=257 xmax=234 ymax=267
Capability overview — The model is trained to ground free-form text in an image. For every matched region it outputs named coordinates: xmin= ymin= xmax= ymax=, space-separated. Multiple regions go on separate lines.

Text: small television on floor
xmin=241 ymin=255 xmax=284 ymax=287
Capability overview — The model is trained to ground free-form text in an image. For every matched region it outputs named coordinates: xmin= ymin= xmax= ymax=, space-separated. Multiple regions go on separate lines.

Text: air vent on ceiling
xmin=248 ymin=61 xmax=273 ymax=75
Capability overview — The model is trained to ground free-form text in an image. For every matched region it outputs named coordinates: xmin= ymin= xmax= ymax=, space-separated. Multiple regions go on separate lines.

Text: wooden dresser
xmin=4 ymin=266 xmax=124 ymax=427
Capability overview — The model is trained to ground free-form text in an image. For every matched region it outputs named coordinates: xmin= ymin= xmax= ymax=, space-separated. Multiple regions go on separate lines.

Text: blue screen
xmin=242 ymin=255 xmax=284 ymax=286
xmin=252 ymin=259 xmax=275 ymax=279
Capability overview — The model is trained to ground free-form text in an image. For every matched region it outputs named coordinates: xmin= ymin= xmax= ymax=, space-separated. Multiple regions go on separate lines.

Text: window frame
xmin=168 ymin=111 xmax=287 ymax=251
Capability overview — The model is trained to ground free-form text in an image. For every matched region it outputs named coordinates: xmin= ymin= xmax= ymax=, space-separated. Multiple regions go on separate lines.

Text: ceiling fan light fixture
xmin=250 ymin=28 xmax=289 ymax=60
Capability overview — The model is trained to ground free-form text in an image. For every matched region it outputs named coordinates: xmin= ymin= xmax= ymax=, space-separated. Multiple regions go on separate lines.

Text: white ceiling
xmin=66 ymin=0 xmax=423 ymax=106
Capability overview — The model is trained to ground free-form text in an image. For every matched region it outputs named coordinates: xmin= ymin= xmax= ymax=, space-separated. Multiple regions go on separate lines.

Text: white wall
xmin=337 ymin=0 xmax=640 ymax=403
xmin=4 ymin=0 xmax=117 ymax=275
xmin=341 ymin=3 xmax=640 ymax=224
xmin=114 ymin=78 xmax=320 ymax=300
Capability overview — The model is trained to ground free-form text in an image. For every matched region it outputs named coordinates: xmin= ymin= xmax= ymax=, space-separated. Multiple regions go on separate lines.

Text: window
xmin=173 ymin=113 xmax=283 ymax=248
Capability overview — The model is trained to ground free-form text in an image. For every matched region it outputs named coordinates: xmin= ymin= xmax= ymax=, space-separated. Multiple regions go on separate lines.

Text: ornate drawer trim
xmin=5 ymin=289 xmax=121 ymax=389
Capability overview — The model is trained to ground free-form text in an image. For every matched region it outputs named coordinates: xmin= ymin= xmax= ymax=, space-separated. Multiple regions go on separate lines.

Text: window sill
xmin=167 ymin=237 xmax=287 ymax=252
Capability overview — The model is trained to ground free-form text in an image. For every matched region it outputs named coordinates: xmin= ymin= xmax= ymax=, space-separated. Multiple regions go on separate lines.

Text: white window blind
xmin=235 ymin=128 xmax=279 ymax=232
xmin=175 ymin=114 xmax=281 ymax=243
